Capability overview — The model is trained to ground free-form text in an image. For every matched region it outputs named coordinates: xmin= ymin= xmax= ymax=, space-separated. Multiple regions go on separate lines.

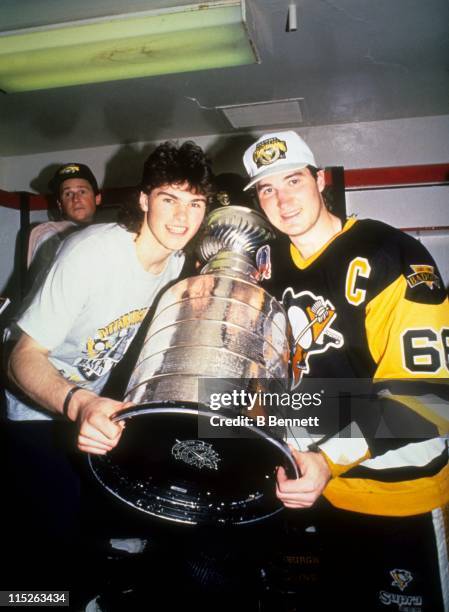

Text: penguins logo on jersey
xmin=282 ymin=289 xmax=344 ymax=388
xmin=390 ymin=569 xmax=413 ymax=592
xmin=406 ymin=264 xmax=441 ymax=290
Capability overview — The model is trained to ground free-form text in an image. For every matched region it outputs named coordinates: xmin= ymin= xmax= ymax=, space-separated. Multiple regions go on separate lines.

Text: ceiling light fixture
xmin=0 ymin=1 xmax=258 ymax=93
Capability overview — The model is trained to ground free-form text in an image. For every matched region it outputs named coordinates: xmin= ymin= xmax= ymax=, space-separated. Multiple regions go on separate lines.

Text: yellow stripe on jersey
xmin=323 ymin=462 xmax=449 ymax=516
xmin=320 ymin=447 xmax=371 ymax=478
xmin=290 ymin=216 xmax=357 ymax=270
xmin=365 ymin=274 xmax=449 ymax=379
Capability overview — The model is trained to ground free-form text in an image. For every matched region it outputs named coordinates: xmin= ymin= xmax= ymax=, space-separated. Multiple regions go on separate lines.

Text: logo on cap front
xmin=60 ymin=164 xmax=81 ymax=176
xmin=253 ymin=137 xmax=287 ymax=168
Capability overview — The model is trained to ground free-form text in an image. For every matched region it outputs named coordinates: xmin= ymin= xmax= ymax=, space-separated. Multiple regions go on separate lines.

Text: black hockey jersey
xmin=263 ymin=217 xmax=449 ymax=515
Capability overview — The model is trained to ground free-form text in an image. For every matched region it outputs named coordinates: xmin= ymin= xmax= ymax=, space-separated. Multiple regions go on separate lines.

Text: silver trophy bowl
xmin=90 ymin=205 xmax=297 ymax=525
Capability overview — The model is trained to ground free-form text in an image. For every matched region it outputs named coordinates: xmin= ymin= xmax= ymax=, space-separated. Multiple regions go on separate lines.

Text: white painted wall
xmin=3 ymin=115 xmax=449 ymax=192
xmin=1 ymin=114 xmax=448 ymax=296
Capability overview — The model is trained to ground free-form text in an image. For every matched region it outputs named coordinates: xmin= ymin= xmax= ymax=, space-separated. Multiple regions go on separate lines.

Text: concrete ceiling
xmin=0 ymin=0 xmax=448 ymax=156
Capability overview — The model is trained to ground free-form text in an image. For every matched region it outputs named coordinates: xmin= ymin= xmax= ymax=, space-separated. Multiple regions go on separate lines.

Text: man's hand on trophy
xmin=69 ymin=389 xmax=131 ymax=454
xmin=275 ymin=448 xmax=331 ymax=508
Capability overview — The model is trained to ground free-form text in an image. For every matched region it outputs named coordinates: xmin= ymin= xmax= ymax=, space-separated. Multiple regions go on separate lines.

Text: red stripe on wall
xmin=336 ymin=164 xmax=449 ymax=190
xmin=1 ymin=165 xmax=449 ymax=211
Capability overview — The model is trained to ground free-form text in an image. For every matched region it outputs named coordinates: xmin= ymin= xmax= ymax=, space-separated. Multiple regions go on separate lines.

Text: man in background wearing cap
xmin=1 ymin=162 xmax=101 ymax=327
xmin=243 ymin=131 xmax=449 ymax=609
xmin=3 ymin=141 xmax=214 ymax=600
xmin=1 ymin=163 xmax=102 ymax=421
xmin=27 ymin=162 xmax=101 ymax=273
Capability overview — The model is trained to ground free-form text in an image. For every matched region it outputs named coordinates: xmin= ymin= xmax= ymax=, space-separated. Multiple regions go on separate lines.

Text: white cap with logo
xmin=243 ymin=130 xmax=317 ymax=190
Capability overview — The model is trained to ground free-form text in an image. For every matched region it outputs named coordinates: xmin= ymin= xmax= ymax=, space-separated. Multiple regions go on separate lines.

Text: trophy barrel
xmin=89 ymin=205 xmax=298 ymax=526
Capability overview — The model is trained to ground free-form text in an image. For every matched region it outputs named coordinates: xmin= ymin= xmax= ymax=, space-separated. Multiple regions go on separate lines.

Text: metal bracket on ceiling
xmin=287 ymin=2 xmax=298 ymax=32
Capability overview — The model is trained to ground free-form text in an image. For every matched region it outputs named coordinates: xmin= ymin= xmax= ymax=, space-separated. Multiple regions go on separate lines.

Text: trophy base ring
xmin=89 ymin=402 xmax=299 ymax=526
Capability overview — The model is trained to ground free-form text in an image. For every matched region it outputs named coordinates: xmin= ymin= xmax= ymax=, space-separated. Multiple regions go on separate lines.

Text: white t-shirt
xmin=7 ymin=223 xmax=185 ymax=421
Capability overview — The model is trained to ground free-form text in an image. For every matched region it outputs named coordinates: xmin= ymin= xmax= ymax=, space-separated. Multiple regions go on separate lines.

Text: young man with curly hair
xmin=7 ymin=140 xmax=214 ymax=448
xmin=4 ymin=141 xmax=215 ymax=596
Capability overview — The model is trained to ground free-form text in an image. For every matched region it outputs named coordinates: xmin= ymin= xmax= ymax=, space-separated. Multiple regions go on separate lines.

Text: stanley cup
xmin=124 ymin=205 xmax=290 ymax=406
xmin=90 ymin=204 xmax=297 ymax=526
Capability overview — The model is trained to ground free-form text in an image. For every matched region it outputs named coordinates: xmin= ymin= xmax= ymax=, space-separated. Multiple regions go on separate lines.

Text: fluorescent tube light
xmin=0 ymin=1 xmax=258 ymax=92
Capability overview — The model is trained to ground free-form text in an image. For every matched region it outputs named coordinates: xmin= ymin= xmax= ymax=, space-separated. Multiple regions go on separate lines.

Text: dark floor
xmin=0 ymin=390 xmax=326 ymax=612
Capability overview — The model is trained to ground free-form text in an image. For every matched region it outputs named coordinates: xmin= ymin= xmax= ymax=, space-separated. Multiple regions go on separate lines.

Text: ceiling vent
xmin=218 ymin=98 xmax=304 ymax=129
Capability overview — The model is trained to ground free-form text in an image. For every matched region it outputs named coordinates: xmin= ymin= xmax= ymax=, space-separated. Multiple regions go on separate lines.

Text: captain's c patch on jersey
xmin=345 ymin=256 xmax=372 ymax=306
xmin=282 ymin=288 xmax=344 ymax=388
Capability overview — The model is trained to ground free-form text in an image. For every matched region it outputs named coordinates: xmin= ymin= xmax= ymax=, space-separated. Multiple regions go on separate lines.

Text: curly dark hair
xmin=118 ymin=140 xmax=216 ymax=234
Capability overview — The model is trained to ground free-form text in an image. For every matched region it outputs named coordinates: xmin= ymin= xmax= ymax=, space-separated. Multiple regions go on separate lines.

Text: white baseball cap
xmin=243 ymin=130 xmax=317 ymax=190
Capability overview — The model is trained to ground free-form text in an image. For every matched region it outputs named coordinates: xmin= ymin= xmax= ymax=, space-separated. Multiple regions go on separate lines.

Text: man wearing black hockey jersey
xmin=242 ymin=131 xmax=449 ymax=611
